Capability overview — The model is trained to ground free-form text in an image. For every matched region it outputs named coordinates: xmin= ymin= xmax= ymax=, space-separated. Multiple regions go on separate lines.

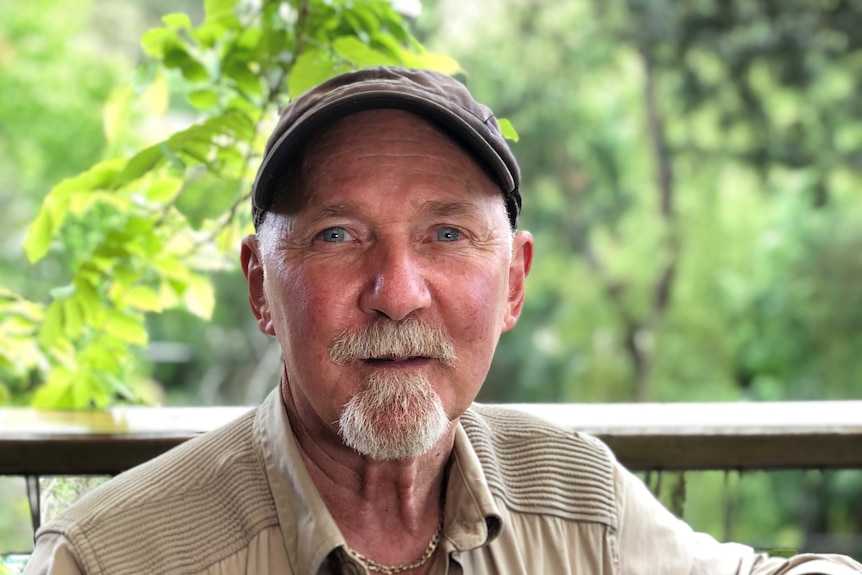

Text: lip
xmin=363 ymin=356 xmax=435 ymax=369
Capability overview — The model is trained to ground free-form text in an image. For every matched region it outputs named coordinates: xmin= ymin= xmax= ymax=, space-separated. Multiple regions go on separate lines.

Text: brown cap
xmin=251 ymin=66 xmax=521 ymax=229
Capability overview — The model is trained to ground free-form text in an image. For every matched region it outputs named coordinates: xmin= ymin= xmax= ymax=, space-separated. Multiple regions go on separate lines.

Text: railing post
xmin=26 ymin=475 xmax=40 ymax=534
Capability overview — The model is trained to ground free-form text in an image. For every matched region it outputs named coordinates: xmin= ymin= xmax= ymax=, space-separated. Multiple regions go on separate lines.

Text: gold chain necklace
xmin=344 ymin=522 xmax=443 ymax=574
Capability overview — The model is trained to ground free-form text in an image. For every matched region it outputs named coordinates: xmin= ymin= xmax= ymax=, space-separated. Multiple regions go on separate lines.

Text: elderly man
xmin=25 ymin=67 xmax=862 ymax=574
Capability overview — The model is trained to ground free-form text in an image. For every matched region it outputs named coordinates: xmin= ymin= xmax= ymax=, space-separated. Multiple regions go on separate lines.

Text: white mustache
xmin=329 ymin=319 xmax=456 ymax=368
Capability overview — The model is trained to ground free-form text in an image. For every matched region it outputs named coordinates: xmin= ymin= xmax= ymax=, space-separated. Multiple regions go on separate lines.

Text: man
xmin=25 ymin=67 xmax=862 ymax=574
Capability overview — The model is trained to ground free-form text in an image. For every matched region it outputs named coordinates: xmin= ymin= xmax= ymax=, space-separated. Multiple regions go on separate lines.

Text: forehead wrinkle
xmin=303 ymin=198 xmax=494 ymax=223
xmin=421 ymin=199 xmax=484 ymax=218
xmin=305 ymin=203 xmax=355 ymax=219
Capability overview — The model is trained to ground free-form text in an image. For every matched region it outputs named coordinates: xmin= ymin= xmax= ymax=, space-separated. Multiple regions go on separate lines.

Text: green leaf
xmin=188 ymin=88 xmax=220 ymax=110
xmin=141 ymin=69 xmax=170 ymax=116
xmin=103 ymin=85 xmax=132 ymax=146
xmin=498 ymin=118 xmax=519 ymax=142
xmin=236 ymin=26 xmax=262 ymax=50
xmin=38 ymin=301 xmax=65 ymax=348
xmin=82 ymin=340 xmax=123 ymax=375
xmin=162 ymin=12 xmax=192 ymax=30
xmin=62 ymin=299 xmax=85 ymax=339
xmin=175 ymin=170 xmax=239 ymax=229
xmin=289 ymin=49 xmax=345 ymax=99
xmin=24 ymin=158 xmax=126 ymax=262
xmin=164 ymin=48 xmax=209 ymax=82
xmin=49 ymin=284 xmax=77 ymax=301
xmin=225 ymin=60 xmax=263 ymax=97
xmin=145 ymin=176 xmax=184 ymax=203
xmin=370 ymin=33 xmax=404 ymax=60
xmin=153 ymin=255 xmax=190 ymax=282
xmin=32 ymin=368 xmax=76 ymax=409
xmin=73 ymin=278 xmax=101 ymax=322
xmin=225 ymin=95 xmax=258 ymax=115
xmin=163 ymin=111 xmax=254 ymax=169
xmin=193 ymin=20 xmax=227 ymax=49
xmin=54 ymin=159 xmax=128 ymax=198
xmin=114 ymin=145 xmax=164 ymax=188
xmin=183 ymin=274 xmax=215 ymax=319
xmin=333 ymin=36 xmax=397 ymax=68
xmin=73 ymin=372 xmax=106 ymax=409
xmin=121 ymin=285 xmax=164 ymax=313
xmin=158 ymin=278 xmax=182 ymax=308
xmin=204 ymin=0 xmax=238 ymax=18
xmin=141 ymin=28 xmax=180 ymax=59
xmin=102 ymin=310 xmax=148 ymax=346
xmin=23 ymin=207 xmax=55 ymax=263
xmin=343 ymin=12 xmax=373 ymax=41
xmin=217 ymin=109 xmax=255 ymax=139
xmin=399 ymin=50 xmax=461 ymax=75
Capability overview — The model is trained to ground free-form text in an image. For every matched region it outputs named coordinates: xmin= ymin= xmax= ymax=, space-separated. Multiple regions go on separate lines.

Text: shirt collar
xmin=253 ymin=389 xmax=503 ymax=571
xmin=444 ymin=417 xmax=503 ymax=551
xmin=253 ymin=387 xmax=345 ymax=574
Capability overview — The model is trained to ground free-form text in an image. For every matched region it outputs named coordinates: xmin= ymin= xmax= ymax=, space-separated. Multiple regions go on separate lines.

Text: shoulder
xmin=461 ymin=403 xmax=618 ymax=529
xmin=37 ymin=408 xmax=278 ymax=574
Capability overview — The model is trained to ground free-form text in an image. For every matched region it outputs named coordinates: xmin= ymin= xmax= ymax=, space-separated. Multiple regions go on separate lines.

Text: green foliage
xmin=0 ymin=0 xmax=123 ymax=204
xmin=39 ymin=476 xmax=111 ymax=525
xmin=0 ymin=477 xmax=32 ymax=556
xmin=418 ymin=0 xmax=862 ymax=557
xmin=2 ymin=0 xmax=457 ymax=408
xmin=419 ymin=0 xmax=862 ymax=406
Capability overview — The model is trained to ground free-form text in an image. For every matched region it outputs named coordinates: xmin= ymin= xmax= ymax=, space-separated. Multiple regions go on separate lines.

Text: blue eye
xmin=319 ymin=227 xmax=352 ymax=243
xmin=436 ymin=227 xmax=462 ymax=242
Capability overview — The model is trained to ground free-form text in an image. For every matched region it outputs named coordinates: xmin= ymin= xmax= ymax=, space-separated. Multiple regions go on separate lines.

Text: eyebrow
xmin=305 ymin=203 xmax=356 ymax=220
xmin=305 ymin=200 xmax=483 ymax=221
xmin=421 ymin=200 xmax=483 ymax=218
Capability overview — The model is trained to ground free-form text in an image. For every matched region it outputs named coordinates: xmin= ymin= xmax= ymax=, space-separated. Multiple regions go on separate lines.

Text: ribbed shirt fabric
xmin=25 ymin=388 xmax=862 ymax=574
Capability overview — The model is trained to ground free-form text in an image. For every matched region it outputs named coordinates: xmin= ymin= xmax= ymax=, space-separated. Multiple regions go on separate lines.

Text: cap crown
xmin=251 ymin=66 xmax=521 ymax=229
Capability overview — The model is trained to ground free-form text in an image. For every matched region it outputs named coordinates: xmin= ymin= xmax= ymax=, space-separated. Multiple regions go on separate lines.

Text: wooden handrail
xmin=1 ymin=401 xmax=861 ymax=475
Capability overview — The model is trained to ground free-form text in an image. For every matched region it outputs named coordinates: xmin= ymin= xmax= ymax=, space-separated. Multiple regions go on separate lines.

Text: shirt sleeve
xmin=22 ymin=534 xmax=85 ymax=575
xmin=612 ymin=462 xmax=862 ymax=575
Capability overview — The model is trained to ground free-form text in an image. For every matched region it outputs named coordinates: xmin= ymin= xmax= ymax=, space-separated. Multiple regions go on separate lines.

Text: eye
xmin=318 ymin=227 xmax=354 ymax=243
xmin=436 ymin=226 xmax=463 ymax=242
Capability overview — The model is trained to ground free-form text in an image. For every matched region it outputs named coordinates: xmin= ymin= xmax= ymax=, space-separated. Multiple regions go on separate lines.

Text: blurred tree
xmin=418 ymin=0 xmax=862 ymax=407
xmin=1 ymin=0 xmax=861 ymax=560
xmin=417 ymin=0 xmax=862 ymax=558
xmin=0 ymin=0 xmax=206 ymax=405
xmin=0 ymin=0 xmax=458 ymax=408
xmin=0 ymin=0 xmax=122 ymax=288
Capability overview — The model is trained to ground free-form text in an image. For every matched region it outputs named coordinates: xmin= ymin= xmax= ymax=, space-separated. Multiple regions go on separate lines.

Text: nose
xmin=359 ymin=239 xmax=432 ymax=322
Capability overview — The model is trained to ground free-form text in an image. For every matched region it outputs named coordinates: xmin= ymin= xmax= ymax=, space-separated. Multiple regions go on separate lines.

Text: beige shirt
xmin=25 ymin=389 xmax=862 ymax=575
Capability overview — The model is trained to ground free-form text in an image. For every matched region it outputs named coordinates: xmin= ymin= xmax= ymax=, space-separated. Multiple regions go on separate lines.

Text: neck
xmin=282 ymin=380 xmax=454 ymax=566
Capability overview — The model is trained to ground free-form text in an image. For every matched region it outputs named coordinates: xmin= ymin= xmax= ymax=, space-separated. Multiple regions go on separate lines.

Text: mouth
xmin=363 ymin=356 xmax=434 ymax=368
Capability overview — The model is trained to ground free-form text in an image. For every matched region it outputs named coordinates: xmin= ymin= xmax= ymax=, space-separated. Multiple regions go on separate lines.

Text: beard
xmin=339 ymin=370 xmax=450 ymax=460
xmin=331 ymin=319 xmax=456 ymax=461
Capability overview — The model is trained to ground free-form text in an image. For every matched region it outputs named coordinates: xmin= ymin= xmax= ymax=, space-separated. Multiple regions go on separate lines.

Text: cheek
xmin=445 ymin=267 xmax=510 ymax=356
xmin=265 ymin=262 xmax=354 ymax=343
xmin=472 ymin=262 xmax=512 ymax=322
xmin=264 ymin=268 xmax=342 ymax=393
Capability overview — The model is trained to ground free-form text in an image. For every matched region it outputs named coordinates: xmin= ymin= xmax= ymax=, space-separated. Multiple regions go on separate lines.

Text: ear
xmin=502 ymin=230 xmax=534 ymax=333
xmin=240 ymin=234 xmax=275 ymax=336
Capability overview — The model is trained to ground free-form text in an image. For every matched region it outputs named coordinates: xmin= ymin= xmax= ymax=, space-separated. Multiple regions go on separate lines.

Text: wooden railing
xmin=2 ymin=400 xmax=861 ymax=475
xmin=1 ymin=400 xmax=861 ymax=561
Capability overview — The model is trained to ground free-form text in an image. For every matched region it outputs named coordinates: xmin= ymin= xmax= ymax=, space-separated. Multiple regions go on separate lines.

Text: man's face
xmin=242 ymin=109 xmax=532 ymax=458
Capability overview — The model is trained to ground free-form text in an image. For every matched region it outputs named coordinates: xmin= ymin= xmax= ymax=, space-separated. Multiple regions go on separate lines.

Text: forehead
xmin=295 ymin=109 xmax=502 ymax=209
xmin=306 ymin=108 xmax=476 ymax=158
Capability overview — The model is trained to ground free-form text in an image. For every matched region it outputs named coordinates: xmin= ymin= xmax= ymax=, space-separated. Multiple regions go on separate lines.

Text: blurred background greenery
xmin=1 ymin=0 xmax=860 ymax=561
